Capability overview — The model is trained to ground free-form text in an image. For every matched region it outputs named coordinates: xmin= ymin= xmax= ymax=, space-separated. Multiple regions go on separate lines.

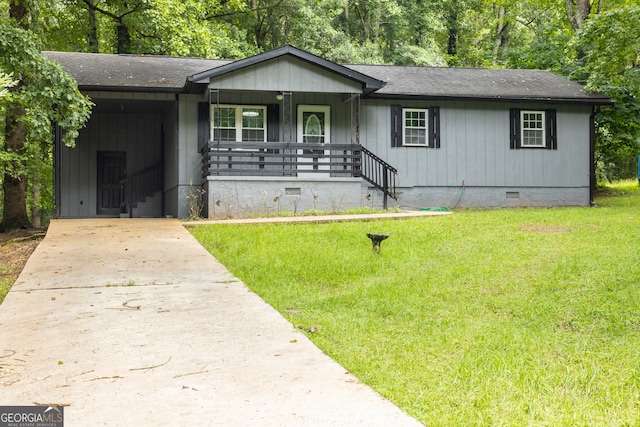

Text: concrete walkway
xmin=0 ymin=219 xmax=424 ymax=426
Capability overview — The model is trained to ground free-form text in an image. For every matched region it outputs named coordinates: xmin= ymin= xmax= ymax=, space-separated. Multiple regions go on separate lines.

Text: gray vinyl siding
xmin=209 ymin=56 xmax=363 ymax=94
xmin=360 ymin=100 xmax=591 ymax=189
xmin=59 ymin=112 xmax=163 ymax=217
xmin=176 ymin=95 xmax=203 ymax=218
xmin=163 ymin=101 xmax=179 ymax=217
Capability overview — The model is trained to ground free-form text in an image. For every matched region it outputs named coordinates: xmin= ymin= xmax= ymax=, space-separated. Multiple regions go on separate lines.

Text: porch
xmin=200 ymin=141 xmax=398 ymax=218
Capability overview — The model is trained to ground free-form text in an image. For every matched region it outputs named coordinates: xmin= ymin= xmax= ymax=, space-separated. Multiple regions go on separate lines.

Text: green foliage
xmin=0 ymin=71 xmax=16 ymax=99
xmin=191 ymin=186 xmax=640 ymax=425
xmin=0 ymin=20 xmax=93 ymax=150
xmin=43 ymin=0 xmax=253 ymax=58
xmin=575 ymin=5 xmax=640 ymax=167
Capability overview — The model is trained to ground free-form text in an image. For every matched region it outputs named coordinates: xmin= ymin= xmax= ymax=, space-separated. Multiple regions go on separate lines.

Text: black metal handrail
xmin=359 ymin=146 xmax=398 ymax=209
xmin=120 ymin=163 xmax=163 ymax=217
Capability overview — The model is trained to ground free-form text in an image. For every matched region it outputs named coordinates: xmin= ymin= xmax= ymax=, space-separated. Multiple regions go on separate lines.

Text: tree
xmin=0 ymin=8 xmax=92 ymax=231
xmin=565 ymin=0 xmax=597 ymax=31
xmin=45 ymin=0 xmax=251 ymax=58
xmin=575 ymin=4 xmax=640 ymax=179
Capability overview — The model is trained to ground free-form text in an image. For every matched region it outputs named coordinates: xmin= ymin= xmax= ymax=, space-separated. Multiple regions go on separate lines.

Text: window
xmin=403 ymin=109 xmax=428 ymax=146
xmin=211 ymin=105 xmax=266 ymax=143
xmin=391 ymin=105 xmax=440 ymax=148
xmin=510 ymin=108 xmax=557 ymax=150
xmin=521 ymin=111 xmax=545 ymax=147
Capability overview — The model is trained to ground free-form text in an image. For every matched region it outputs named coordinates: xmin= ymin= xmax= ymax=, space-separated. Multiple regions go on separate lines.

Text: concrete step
xmin=125 ymin=191 xmax=162 ymax=218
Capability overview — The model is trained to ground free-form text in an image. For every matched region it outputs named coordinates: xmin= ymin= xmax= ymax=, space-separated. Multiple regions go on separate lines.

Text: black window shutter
xmin=545 ymin=109 xmax=557 ymax=150
xmin=198 ymin=102 xmax=210 ymax=152
xmin=509 ymin=108 xmax=521 ymax=149
xmin=266 ymin=103 xmax=280 ymax=156
xmin=391 ymin=105 xmax=402 ymax=147
xmin=429 ymin=106 xmax=440 ymax=148
xmin=267 ymin=103 xmax=280 ymax=142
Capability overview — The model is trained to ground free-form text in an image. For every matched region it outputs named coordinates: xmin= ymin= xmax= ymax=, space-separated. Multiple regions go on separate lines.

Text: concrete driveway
xmin=0 ymin=219 xmax=423 ymax=426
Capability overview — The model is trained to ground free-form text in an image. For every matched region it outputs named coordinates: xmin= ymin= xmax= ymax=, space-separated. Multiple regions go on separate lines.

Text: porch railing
xmin=359 ymin=146 xmax=398 ymax=209
xmin=201 ymin=141 xmax=362 ymax=177
xmin=200 ymin=141 xmax=397 ymax=208
xmin=120 ymin=163 xmax=163 ymax=217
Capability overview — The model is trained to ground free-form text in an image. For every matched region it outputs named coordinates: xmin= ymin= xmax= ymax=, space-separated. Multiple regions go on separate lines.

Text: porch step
xmin=121 ymin=191 xmax=162 ymax=218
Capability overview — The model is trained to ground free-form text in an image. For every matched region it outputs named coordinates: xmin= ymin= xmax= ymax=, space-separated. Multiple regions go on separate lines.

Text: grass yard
xmin=189 ymin=181 xmax=640 ymax=426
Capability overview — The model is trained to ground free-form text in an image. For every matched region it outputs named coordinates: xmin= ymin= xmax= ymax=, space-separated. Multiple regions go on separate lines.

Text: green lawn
xmin=189 ymin=181 xmax=640 ymax=426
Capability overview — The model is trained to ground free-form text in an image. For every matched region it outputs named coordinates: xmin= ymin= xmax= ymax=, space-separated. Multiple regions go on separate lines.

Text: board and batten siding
xmin=208 ymin=56 xmax=363 ymax=94
xmin=177 ymin=94 xmax=213 ymax=218
xmin=360 ymin=100 xmax=591 ymax=190
xmin=59 ymin=112 xmax=162 ymax=217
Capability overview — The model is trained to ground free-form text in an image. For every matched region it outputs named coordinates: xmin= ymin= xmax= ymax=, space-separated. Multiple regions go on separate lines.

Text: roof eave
xmin=76 ymin=81 xmax=209 ymax=94
xmin=366 ymin=93 xmax=613 ymax=105
xmin=78 ymin=84 xmax=186 ymax=94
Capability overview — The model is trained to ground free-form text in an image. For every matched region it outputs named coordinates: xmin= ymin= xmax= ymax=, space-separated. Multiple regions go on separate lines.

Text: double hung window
xmin=211 ymin=105 xmax=266 ymax=143
xmin=390 ymin=105 xmax=440 ymax=148
xmin=403 ymin=108 xmax=428 ymax=146
xmin=521 ymin=111 xmax=545 ymax=147
xmin=510 ymin=108 xmax=557 ymax=150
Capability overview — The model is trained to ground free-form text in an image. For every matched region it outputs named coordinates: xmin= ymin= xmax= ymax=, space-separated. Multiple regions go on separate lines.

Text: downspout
xmin=589 ymin=105 xmax=599 ymax=206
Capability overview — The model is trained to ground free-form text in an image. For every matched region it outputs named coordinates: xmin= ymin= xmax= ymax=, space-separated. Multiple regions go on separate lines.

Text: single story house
xmin=44 ymin=45 xmax=611 ymax=219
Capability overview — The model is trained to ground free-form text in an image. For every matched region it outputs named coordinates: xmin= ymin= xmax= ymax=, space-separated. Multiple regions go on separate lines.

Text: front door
xmin=97 ymin=151 xmax=126 ymax=215
xmin=297 ymin=105 xmax=330 ymax=177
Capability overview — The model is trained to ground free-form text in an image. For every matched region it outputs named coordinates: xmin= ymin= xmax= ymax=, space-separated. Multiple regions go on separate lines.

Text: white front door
xmin=297 ymin=105 xmax=330 ymax=177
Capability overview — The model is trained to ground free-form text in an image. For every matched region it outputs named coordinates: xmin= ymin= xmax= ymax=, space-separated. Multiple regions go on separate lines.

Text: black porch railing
xmin=359 ymin=146 xmax=398 ymax=209
xmin=201 ymin=141 xmax=362 ymax=177
xmin=120 ymin=163 xmax=163 ymax=217
xmin=200 ymin=141 xmax=397 ymax=208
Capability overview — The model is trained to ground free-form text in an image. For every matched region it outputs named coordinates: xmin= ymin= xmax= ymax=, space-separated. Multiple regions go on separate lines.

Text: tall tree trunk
xmin=1 ymin=1 xmax=33 ymax=231
xmin=447 ymin=0 xmax=459 ymax=57
xmin=86 ymin=0 xmax=99 ymax=52
xmin=116 ymin=22 xmax=131 ymax=53
xmin=565 ymin=0 xmax=592 ymax=30
xmin=10 ymin=1 xmax=29 ymax=29
xmin=493 ymin=6 xmax=509 ymax=62
xmin=344 ymin=0 xmax=350 ymax=36
xmin=1 ymin=106 xmax=33 ymax=232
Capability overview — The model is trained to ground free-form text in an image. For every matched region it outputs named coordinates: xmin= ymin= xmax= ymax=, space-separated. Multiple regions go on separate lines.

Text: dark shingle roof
xmin=345 ymin=64 xmax=610 ymax=104
xmin=43 ymin=51 xmax=231 ymax=92
xmin=43 ymin=50 xmax=610 ymax=104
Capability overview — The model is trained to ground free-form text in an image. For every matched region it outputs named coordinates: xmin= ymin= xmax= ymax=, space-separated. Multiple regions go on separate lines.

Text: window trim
xmin=402 ymin=108 xmax=429 ymax=147
xmin=520 ymin=110 xmax=546 ymax=148
xmin=210 ymin=104 xmax=267 ymax=143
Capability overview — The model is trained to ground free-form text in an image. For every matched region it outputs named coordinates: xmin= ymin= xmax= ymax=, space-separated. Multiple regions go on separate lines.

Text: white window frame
xmin=210 ymin=104 xmax=267 ymax=144
xmin=402 ymin=108 xmax=429 ymax=146
xmin=520 ymin=110 xmax=546 ymax=148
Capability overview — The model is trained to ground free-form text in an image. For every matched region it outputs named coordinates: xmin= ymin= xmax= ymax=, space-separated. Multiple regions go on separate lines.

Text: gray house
xmin=45 ymin=45 xmax=611 ymax=219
